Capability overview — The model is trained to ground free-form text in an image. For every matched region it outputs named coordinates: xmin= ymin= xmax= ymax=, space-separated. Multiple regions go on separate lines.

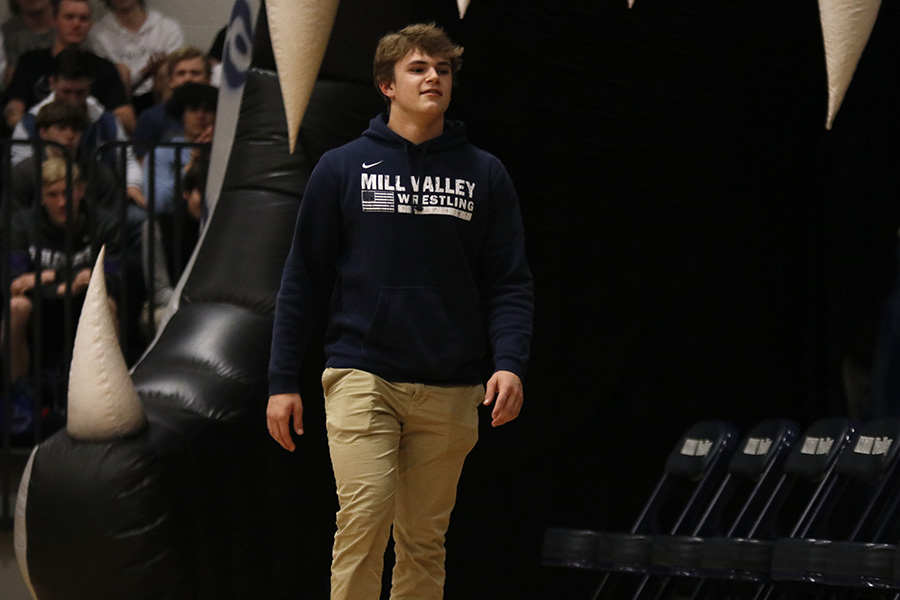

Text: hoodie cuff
xmin=268 ymin=372 xmax=300 ymax=397
xmin=494 ymin=357 xmax=527 ymax=382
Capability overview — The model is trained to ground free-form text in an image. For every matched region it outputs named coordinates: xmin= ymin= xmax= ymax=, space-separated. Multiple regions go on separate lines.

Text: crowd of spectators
xmin=0 ymin=0 xmax=221 ymax=435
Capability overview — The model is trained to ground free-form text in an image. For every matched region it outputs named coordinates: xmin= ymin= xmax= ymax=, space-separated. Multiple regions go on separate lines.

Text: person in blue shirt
xmin=141 ymin=80 xmax=215 ymax=215
xmin=267 ymin=22 xmax=534 ymax=600
xmin=132 ymin=46 xmax=212 ymax=160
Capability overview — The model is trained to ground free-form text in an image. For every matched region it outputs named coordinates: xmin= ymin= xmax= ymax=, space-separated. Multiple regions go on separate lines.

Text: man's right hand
xmin=266 ymin=393 xmax=304 ymax=451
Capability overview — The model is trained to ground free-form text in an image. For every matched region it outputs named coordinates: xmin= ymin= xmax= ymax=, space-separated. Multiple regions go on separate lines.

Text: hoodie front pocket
xmin=364 ymin=286 xmax=485 ymax=377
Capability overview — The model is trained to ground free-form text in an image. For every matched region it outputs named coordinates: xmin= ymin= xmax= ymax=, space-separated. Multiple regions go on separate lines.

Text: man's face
xmin=169 ymin=57 xmax=210 ymax=90
xmin=41 ymin=179 xmax=84 ymax=228
xmin=380 ymin=49 xmax=452 ymax=121
xmin=182 ymin=107 xmax=215 ymax=141
xmin=54 ymin=0 xmax=91 ymax=46
xmin=38 ymin=123 xmax=83 ymax=155
xmin=51 ymin=77 xmax=91 ymax=107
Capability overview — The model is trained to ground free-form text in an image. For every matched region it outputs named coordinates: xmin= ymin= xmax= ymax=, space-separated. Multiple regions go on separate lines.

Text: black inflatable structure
xmin=13 ymin=0 xmax=900 ymax=599
xmin=17 ymin=2 xmax=387 ymax=597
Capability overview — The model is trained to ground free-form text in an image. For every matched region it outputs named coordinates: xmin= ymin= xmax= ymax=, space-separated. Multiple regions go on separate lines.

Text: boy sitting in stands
xmin=5 ymin=157 xmax=121 ymax=383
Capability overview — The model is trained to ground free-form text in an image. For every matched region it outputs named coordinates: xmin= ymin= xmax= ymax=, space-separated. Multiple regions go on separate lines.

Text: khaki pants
xmin=322 ymin=368 xmax=482 ymax=600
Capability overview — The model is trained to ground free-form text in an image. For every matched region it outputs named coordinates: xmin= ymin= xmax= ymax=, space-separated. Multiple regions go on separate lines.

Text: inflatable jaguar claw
xmin=11 ymin=0 xmax=887 ymax=598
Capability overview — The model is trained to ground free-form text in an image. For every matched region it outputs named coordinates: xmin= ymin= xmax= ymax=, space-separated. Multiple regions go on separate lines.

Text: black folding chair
xmin=639 ymin=418 xmax=801 ymax=600
xmin=543 ymin=420 xmax=740 ymax=599
xmin=764 ymin=417 xmax=900 ymax=600
xmin=689 ymin=417 xmax=858 ymax=600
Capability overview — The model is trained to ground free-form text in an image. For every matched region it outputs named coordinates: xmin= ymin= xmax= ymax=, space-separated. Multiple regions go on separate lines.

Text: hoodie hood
xmin=362 ymin=113 xmax=469 ymax=152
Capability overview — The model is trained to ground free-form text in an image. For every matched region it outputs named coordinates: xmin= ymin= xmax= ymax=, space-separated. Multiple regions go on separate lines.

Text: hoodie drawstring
xmin=404 ymin=142 xmax=430 ymax=213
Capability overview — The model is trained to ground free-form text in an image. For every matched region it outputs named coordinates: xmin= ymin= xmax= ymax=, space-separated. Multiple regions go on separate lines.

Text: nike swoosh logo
xmin=362 ymin=161 xmax=383 ymax=169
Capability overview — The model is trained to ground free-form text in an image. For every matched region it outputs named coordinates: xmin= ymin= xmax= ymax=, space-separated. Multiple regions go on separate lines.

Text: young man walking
xmin=267 ymin=23 xmax=534 ymax=600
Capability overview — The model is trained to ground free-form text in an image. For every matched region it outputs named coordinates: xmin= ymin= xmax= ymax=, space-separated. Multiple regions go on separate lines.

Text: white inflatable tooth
xmin=819 ymin=0 xmax=882 ymax=129
xmin=67 ymin=246 xmax=146 ymax=441
xmin=628 ymin=0 xmax=636 ymax=7
xmin=14 ymin=447 xmax=38 ymax=599
xmin=458 ymin=0 xmax=472 ymax=18
xmin=267 ymin=0 xmax=340 ymax=154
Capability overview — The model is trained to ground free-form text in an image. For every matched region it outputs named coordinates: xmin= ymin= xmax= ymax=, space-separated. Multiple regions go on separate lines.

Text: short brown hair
xmin=102 ymin=0 xmax=142 ymax=8
xmin=51 ymin=0 xmax=90 ymax=17
xmin=373 ymin=23 xmax=463 ymax=91
xmin=35 ymin=99 xmax=90 ymax=131
xmin=166 ymin=46 xmax=212 ymax=80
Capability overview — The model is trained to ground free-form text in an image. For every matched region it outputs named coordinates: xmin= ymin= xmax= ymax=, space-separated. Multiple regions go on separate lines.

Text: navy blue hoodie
xmin=268 ymin=115 xmax=533 ymax=391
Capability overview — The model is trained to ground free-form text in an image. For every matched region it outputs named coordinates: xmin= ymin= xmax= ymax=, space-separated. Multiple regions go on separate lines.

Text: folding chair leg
xmin=646 ymin=577 xmax=671 ymax=600
xmin=691 ymin=578 xmax=747 ymax=600
xmin=593 ymin=572 xmax=651 ymax=600
xmin=645 ymin=577 xmax=680 ymax=600
xmin=629 ymin=574 xmax=651 ymax=600
xmin=695 ymin=578 xmax=726 ymax=600
xmin=687 ymin=578 xmax=708 ymax=600
xmin=753 ymin=582 xmax=774 ymax=600
xmin=592 ymin=573 xmax=611 ymax=600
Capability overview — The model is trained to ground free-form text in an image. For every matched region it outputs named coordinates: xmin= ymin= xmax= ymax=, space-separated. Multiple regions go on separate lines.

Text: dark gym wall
xmin=387 ymin=1 xmax=900 ymax=598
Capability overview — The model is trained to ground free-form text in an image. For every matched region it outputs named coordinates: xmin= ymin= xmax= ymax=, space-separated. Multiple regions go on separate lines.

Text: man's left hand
xmin=483 ymin=370 xmax=523 ymax=427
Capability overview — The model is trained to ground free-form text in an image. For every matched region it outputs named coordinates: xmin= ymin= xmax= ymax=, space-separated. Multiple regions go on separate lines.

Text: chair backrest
xmin=783 ymin=417 xmax=859 ymax=480
xmin=797 ymin=417 xmax=900 ymax=543
xmin=690 ymin=418 xmax=800 ymax=538
xmin=632 ymin=420 xmax=740 ymax=535
xmin=758 ymin=416 xmax=858 ymax=539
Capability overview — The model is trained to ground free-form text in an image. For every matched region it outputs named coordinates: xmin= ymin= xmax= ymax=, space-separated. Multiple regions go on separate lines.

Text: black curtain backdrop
xmin=390 ymin=1 xmax=900 ymax=598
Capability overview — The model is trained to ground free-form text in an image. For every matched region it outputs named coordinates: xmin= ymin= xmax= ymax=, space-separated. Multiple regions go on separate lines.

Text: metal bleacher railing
xmin=0 ymin=137 xmax=207 ymax=527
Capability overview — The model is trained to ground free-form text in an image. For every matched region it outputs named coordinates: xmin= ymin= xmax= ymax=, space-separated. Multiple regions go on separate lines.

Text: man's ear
xmin=48 ymin=75 xmax=57 ymax=91
xmin=378 ymin=79 xmax=395 ymax=99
